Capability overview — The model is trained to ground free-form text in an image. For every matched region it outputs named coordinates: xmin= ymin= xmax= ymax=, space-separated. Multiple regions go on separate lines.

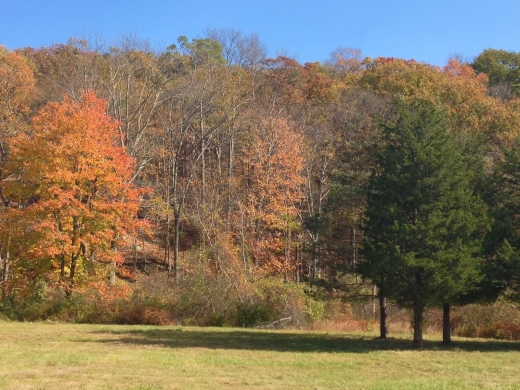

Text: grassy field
xmin=1 ymin=322 xmax=520 ymax=389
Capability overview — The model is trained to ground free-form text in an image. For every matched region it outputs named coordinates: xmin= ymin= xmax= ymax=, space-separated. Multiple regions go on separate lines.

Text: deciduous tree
xmin=236 ymin=113 xmax=304 ymax=277
xmin=472 ymin=49 xmax=520 ymax=98
xmin=357 ymin=57 xmax=520 ymax=146
xmin=1 ymin=91 xmax=146 ymax=293
xmin=0 ymin=47 xmax=36 ymax=162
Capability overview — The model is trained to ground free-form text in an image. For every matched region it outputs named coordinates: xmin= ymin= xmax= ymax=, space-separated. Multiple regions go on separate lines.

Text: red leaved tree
xmin=1 ymin=90 xmax=147 ymax=294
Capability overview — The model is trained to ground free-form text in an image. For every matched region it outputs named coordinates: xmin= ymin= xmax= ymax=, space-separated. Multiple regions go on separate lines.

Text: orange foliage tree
xmin=1 ymin=90 xmax=146 ymax=293
xmin=235 ymin=113 xmax=304 ymax=278
xmin=0 ymin=47 xmax=36 ymax=161
xmin=0 ymin=47 xmax=37 ymax=291
xmin=357 ymin=57 xmax=520 ymax=146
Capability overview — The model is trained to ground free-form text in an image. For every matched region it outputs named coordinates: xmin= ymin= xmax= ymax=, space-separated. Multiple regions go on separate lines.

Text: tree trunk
xmin=165 ymin=214 xmax=171 ymax=272
xmin=68 ymin=254 xmax=78 ymax=295
xmin=3 ymin=234 xmax=10 ymax=283
xmin=310 ymin=240 xmax=318 ymax=283
xmin=69 ymin=254 xmax=77 ymax=283
xmin=284 ymin=225 xmax=291 ymax=283
xmin=164 ymin=174 xmax=171 ymax=272
xmin=379 ymin=296 xmax=388 ymax=339
xmin=133 ymin=233 xmax=138 ymax=271
xmin=351 ymin=226 xmax=357 ymax=267
xmin=442 ymin=302 xmax=452 ymax=345
xmin=372 ymin=285 xmax=377 ymax=319
xmin=110 ymin=240 xmax=117 ymax=285
xmin=228 ymin=128 xmax=234 ymax=214
xmin=172 ymin=213 xmax=180 ymax=278
xmin=60 ymin=254 xmax=66 ymax=281
xmin=200 ymin=100 xmax=206 ymax=202
xmin=1 ymin=239 xmax=10 ymax=299
xmin=412 ymin=306 xmax=424 ymax=348
xmin=295 ymin=244 xmax=300 ymax=283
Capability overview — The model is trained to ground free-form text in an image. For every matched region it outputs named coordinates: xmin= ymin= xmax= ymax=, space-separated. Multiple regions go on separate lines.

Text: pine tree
xmin=358 ymin=99 xmax=488 ymax=347
xmin=483 ymin=136 xmax=520 ymax=300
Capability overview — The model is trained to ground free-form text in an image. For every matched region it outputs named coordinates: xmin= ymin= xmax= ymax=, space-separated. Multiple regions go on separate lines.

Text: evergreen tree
xmin=358 ymin=99 xmax=488 ymax=347
xmin=483 ymin=137 xmax=520 ymax=300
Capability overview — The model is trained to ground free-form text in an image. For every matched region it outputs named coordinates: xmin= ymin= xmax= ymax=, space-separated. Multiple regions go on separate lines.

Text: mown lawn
xmin=1 ymin=322 xmax=520 ymax=389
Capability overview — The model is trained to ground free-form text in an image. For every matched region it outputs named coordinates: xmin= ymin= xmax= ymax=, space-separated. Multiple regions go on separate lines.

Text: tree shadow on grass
xmin=86 ymin=328 xmax=520 ymax=353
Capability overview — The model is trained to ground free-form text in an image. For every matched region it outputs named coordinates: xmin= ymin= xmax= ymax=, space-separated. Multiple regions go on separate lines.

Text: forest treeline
xmin=2 ymin=30 xmax=520 ymax=346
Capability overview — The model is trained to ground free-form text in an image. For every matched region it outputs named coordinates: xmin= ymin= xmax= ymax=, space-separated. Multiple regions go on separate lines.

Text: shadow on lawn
xmin=87 ymin=328 xmax=520 ymax=353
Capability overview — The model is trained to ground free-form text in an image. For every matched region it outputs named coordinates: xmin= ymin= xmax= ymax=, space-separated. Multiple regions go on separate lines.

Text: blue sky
xmin=2 ymin=0 xmax=519 ymax=66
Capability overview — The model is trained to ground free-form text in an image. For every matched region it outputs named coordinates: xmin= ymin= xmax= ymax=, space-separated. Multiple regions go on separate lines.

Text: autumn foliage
xmin=236 ymin=114 xmax=304 ymax=274
xmin=2 ymin=35 xmax=520 ymax=336
xmin=0 ymin=90 xmax=146 ymax=294
xmin=0 ymin=47 xmax=35 ymax=119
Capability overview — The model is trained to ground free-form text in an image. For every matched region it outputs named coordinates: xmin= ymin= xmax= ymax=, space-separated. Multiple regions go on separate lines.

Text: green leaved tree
xmin=471 ymin=49 xmax=520 ymax=99
xmin=482 ymin=136 xmax=520 ymax=300
xmin=358 ymin=99 xmax=488 ymax=347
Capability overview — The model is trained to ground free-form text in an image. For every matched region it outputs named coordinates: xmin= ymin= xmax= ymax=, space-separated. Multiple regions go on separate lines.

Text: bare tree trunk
xmin=172 ymin=213 xmax=180 ymax=278
xmin=372 ymin=284 xmax=377 ymax=319
xmin=412 ymin=306 xmax=424 ymax=348
xmin=110 ymin=240 xmax=117 ymax=285
xmin=1 ymin=238 xmax=10 ymax=299
xmin=200 ymin=100 xmax=206 ymax=202
xmin=60 ymin=254 xmax=66 ymax=282
xmin=0 ymin=247 xmax=3 ymax=284
xmin=311 ymin=240 xmax=318 ymax=283
xmin=239 ymin=206 xmax=248 ymax=272
xmin=295 ymin=244 xmax=300 ymax=283
xmin=379 ymin=296 xmax=388 ymax=339
xmin=133 ymin=233 xmax=138 ymax=271
xmin=284 ymin=224 xmax=291 ymax=283
xmin=2 ymin=234 xmax=10 ymax=283
xmin=352 ymin=226 xmax=357 ymax=267
xmin=228 ymin=127 xmax=234 ymax=213
xmin=165 ymin=214 xmax=171 ymax=271
xmin=69 ymin=217 xmax=80 ymax=294
xmin=68 ymin=254 xmax=78 ymax=295
xmin=164 ymin=172 xmax=171 ymax=272
xmin=442 ymin=302 xmax=452 ymax=346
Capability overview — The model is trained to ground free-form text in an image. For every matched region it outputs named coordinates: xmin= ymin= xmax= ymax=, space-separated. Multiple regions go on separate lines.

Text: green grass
xmin=1 ymin=322 xmax=520 ymax=389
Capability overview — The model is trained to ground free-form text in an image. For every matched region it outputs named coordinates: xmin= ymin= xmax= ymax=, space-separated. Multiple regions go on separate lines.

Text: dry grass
xmin=309 ymin=309 xmax=441 ymax=335
xmin=309 ymin=318 xmax=421 ymax=335
xmin=1 ymin=321 xmax=520 ymax=389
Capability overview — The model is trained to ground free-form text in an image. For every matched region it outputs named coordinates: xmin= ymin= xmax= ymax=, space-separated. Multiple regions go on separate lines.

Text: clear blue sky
xmin=2 ymin=0 xmax=519 ymax=66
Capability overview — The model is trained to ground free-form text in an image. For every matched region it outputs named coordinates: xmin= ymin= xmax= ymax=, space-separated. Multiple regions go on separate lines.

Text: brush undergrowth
xmin=0 ymin=272 xmax=323 ymax=328
xmin=2 ymin=273 xmax=520 ymax=342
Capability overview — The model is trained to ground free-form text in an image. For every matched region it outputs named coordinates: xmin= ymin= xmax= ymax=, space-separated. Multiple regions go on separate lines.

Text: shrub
xmin=451 ymin=300 xmax=520 ymax=340
xmin=0 ymin=271 xmax=343 ymax=329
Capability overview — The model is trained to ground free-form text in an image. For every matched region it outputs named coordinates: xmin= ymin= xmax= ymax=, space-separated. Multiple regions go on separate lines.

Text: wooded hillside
xmin=2 ymin=32 xmax=520 ymax=345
